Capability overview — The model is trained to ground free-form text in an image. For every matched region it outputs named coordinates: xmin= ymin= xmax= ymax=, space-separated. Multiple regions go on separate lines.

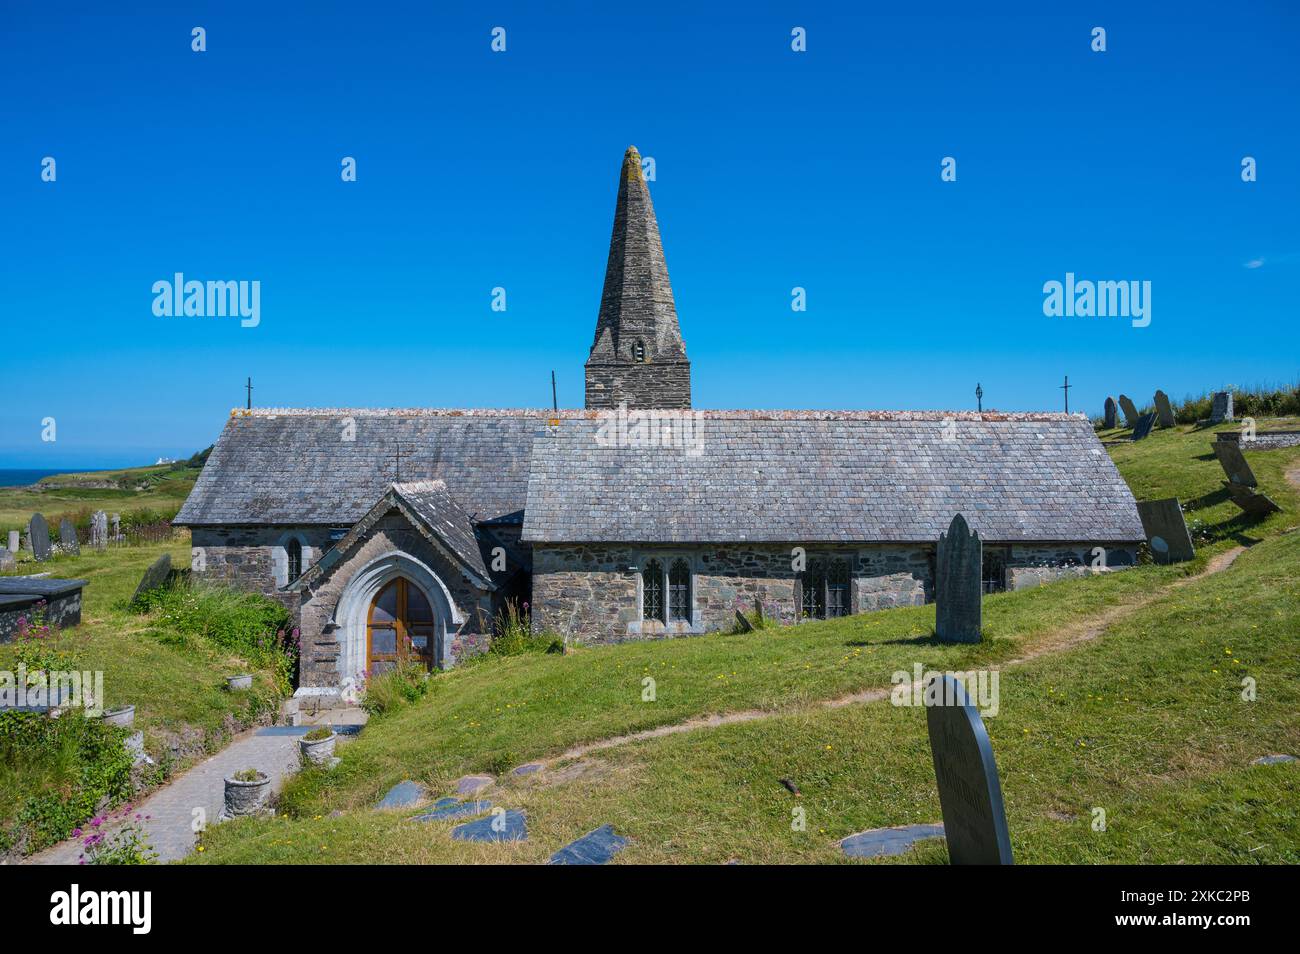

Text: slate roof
xmin=288 ymin=480 xmax=491 ymax=591
xmin=175 ymin=409 xmax=561 ymax=526
xmin=520 ymin=413 xmax=1145 ymax=544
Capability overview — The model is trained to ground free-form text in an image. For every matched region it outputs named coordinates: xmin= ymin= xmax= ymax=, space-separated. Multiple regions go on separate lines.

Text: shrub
xmin=489 ymin=600 xmax=560 ymax=656
xmin=231 ymin=769 xmax=264 ymax=783
xmin=134 ymin=581 xmax=297 ymax=693
xmin=361 ymin=663 xmax=431 ymax=717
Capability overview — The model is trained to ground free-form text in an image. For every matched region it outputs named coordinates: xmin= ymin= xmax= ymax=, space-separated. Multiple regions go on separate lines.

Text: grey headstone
xmin=1212 ymin=440 xmax=1257 ymax=487
xmin=110 ymin=513 xmax=121 ymax=540
xmin=1153 ymin=390 xmax=1176 ymax=427
xmin=90 ymin=510 xmax=108 ymax=549
xmin=935 ymin=513 xmax=981 ymax=643
xmin=6 ymin=530 xmax=17 ymax=554
xmin=1117 ymin=395 xmax=1141 ymax=429
xmin=1225 ymin=482 xmax=1281 ymax=516
xmin=376 ymin=780 xmax=426 ymax=810
xmin=131 ymin=553 xmax=172 ymax=604
xmin=1136 ymin=498 xmax=1195 ymax=564
xmin=925 ymin=674 xmax=1013 ymax=865
xmin=1131 ymin=412 xmax=1158 ymax=441
xmin=28 ymin=514 xmax=51 ymax=562
xmin=451 ymin=809 xmax=527 ymax=843
xmin=410 ymin=799 xmax=492 ymax=823
xmin=0 ymin=548 xmax=14 ymax=572
xmin=1103 ymin=396 xmax=1118 ymax=429
xmin=1211 ymin=391 xmax=1234 ymax=423
xmin=58 ymin=518 xmax=79 ymax=556
xmin=841 ymin=822 xmax=946 ymax=859
xmin=734 ymin=609 xmax=754 ymax=632
xmin=548 ymin=825 xmax=629 ymax=865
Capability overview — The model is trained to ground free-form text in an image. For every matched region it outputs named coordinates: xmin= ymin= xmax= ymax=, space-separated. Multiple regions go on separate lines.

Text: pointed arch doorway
xmin=366 ymin=577 xmax=436 ymax=675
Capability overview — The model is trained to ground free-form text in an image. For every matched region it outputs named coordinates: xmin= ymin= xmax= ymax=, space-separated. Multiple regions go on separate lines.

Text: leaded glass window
xmin=286 ymin=538 xmax=303 ymax=582
xmin=668 ymin=558 xmax=691 ymax=622
xmin=801 ymin=557 xmax=851 ymax=620
xmin=642 ymin=558 xmax=665 ymax=623
xmin=826 ymin=558 xmax=850 ymax=617
xmin=801 ymin=559 xmax=826 ymax=619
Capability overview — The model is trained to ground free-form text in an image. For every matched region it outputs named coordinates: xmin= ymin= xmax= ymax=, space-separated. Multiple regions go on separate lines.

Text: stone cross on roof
xmin=585 ymin=146 xmax=691 ymax=410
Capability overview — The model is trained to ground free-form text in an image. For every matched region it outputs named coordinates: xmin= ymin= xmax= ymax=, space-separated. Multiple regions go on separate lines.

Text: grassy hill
xmin=0 ymin=451 xmax=209 ymax=538
xmin=187 ymin=419 xmax=1300 ymax=864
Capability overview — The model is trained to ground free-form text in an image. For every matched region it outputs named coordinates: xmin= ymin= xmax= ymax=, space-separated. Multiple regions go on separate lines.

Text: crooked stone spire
xmin=585 ymin=146 xmax=691 ymax=410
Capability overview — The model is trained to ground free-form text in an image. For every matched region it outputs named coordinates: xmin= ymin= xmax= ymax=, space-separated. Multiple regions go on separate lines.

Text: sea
xmin=0 ymin=469 xmax=82 ymax=488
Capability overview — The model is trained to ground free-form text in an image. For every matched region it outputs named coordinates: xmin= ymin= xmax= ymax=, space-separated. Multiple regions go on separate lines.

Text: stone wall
xmin=0 ymin=589 xmax=84 ymax=643
xmin=532 ymin=540 xmax=1139 ymax=642
xmin=189 ymin=525 xmax=334 ymax=618
xmin=585 ymin=359 xmax=691 ymax=410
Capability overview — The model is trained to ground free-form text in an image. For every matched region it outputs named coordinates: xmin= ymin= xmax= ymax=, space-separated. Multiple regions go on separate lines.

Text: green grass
xmin=194 ymin=526 xmax=1300 ymax=865
xmin=0 ymin=538 xmax=288 ymax=856
xmin=189 ymin=427 xmax=1300 ymax=865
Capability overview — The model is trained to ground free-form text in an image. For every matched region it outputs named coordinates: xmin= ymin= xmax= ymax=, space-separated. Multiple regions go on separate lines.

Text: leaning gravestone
xmin=1153 ymin=390 xmax=1176 ymax=428
xmin=1136 ymin=498 xmax=1195 ymax=564
xmin=1212 ymin=439 xmax=1257 ymax=487
xmin=935 ymin=513 xmax=982 ymax=643
xmin=90 ymin=510 xmax=108 ymax=549
xmin=0 ymin=548 xmax=14 ymax=572
xmin=1131 ymin=411 xmax=1158 ymax=441
xmin=1211 ymin=391 xmax=1234 ymax=423
xmin=1225 ymin=481 xmax=1282 ymax=517
xmin=1117 ymin=395 xmax=1140 ymax=429
xmin=58 ymin=518 xmax=80 ymax=556
xmin=131 ymin=553 xmax=171 ymax=604
xmin=925 ymin=673 xmax=1013 ymax=865
xmin=1103 ymin=396 xmax=1118 ymax=429
xmin=28 ymin=514 xmax=51 ymax=562
xmin=6 ymin=530 xmax=18 ymax=554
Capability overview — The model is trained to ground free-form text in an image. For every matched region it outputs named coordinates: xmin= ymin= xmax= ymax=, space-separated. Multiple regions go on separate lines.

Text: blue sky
xmin=1 ymin=1 xmax=1297 ymax=466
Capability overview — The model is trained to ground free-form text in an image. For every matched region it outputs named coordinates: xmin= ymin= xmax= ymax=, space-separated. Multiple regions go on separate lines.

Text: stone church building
xmin=176 ymin=147 xmax=1145 ymax=699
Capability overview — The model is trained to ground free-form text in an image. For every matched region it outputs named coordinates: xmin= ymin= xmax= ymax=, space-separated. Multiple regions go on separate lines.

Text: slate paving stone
xmin=512 ymin=763 xmax=544 ymax=776
xmin=410 ymin=800 xmax=493 ymax=823
xmin=451 ymin=809 xmax=528 ymax=842
xmin=376 ymin=780 xmax=426 ymax=809
xmin=456 ymin=774 xmax=494 ymax=796
xmin=255 ymin=726 xmax=314 ymax=736
xmin=1253 ymin=754 xmax=1297 ymax=765
xmin=841 ymin=823 xmax=946 ymax=859
xmin=548 ymin=825 xmax=628 ymax=865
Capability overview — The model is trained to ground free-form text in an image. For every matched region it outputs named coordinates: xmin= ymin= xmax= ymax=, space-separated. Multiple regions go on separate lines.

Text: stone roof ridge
xmin=232 ymin=407 xmax=1086 ymax=423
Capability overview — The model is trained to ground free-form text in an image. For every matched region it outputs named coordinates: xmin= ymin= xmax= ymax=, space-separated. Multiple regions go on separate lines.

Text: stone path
xmin=27 ymin=726 xmax=310 ymax=865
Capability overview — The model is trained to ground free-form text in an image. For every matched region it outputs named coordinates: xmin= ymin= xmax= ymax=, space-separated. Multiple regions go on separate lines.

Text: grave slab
xmin=411 ymin=799 xmax=493 ymax=823
xmin=451 ymin=809 xmax=528 ymax=842
xmin=1136 ymin=498 xmax=1195 ymax=564
xmin=456 ymin=774 xmax=494 ymax=796
xmin=376 ymin=780 xmax=426 ymax=810
xmin=841 ymin=822 xmax=946 ymax=859
xmin=1212 ymin=440 xmax=1257 ymax=487
xmin=548 ymin=825 xmax=629 ymax=865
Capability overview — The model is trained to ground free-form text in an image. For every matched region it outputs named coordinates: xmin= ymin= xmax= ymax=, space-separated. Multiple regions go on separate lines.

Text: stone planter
xmin=299 ymin=731 xmax=337 ymax=767
xmin=226 ymin=674 xmax=253 ymax=691
xmin=101 ymin=705 xmax=135 ymax=728
xmin=223 ymin=771 xmax=271 ymax=817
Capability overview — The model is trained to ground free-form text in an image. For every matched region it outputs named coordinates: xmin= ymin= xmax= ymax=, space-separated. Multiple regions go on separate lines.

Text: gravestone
xmin=1225 ymin=482 xmax=1282 ymax=517
xmin=110 ymin=513 xmax=121 ymax=541
xmin=1153 ymin=390 xmax=1176 ymax=428
xmin=90 ymin=510 xmax=108 ymax=549
xmin=131 ymin=553 xmax=172 ymax=604
xmin=935 ymin=513 xmax=982 ymax=643
xmin=58 ymin=518 xmax=80 ymax=556
xmin=1103 ymin=396 xmax=1118 ymax=429
xmin=1212 ymin=440 xmax=1257 ymax=487
xmin=1117 ymin=395 xmax=1140 ymax=429
xmin=925 ymin=674 xmax=1013 ymax=865
xmin=1131 ymin=412 xmax=1157 ymax=441
xmin=1211 ymin=391 xmax=1234 ymax=423
xmin=6 ymin=530 xmax=17 ymax=554
xmin=1135 ymin=498 xmax=1195 ymax=564
xmin=0 ymin=548 xmax=14 ymax=572
xmin=28 ymin=514 xmax=51 ymax=562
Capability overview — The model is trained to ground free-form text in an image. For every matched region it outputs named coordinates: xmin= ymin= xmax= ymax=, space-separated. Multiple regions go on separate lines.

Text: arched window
xmin=642 ymin=559 xmax=665 ymax=623
xmin=668 ymin=558 xmax=691 ymax=622
xmin=286 ymin=538 xmax=303 ymax=582
xmin=631 ymin=339 xmax=646 ymax=362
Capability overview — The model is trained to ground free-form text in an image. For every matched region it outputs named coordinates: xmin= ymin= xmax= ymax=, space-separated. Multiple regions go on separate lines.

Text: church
xmin=175 ymin=147 xmax=1145 ymax=700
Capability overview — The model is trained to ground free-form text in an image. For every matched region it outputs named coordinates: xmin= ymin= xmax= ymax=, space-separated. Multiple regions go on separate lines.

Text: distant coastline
xmin=0 ymin=468 xmax=95 ymax=488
